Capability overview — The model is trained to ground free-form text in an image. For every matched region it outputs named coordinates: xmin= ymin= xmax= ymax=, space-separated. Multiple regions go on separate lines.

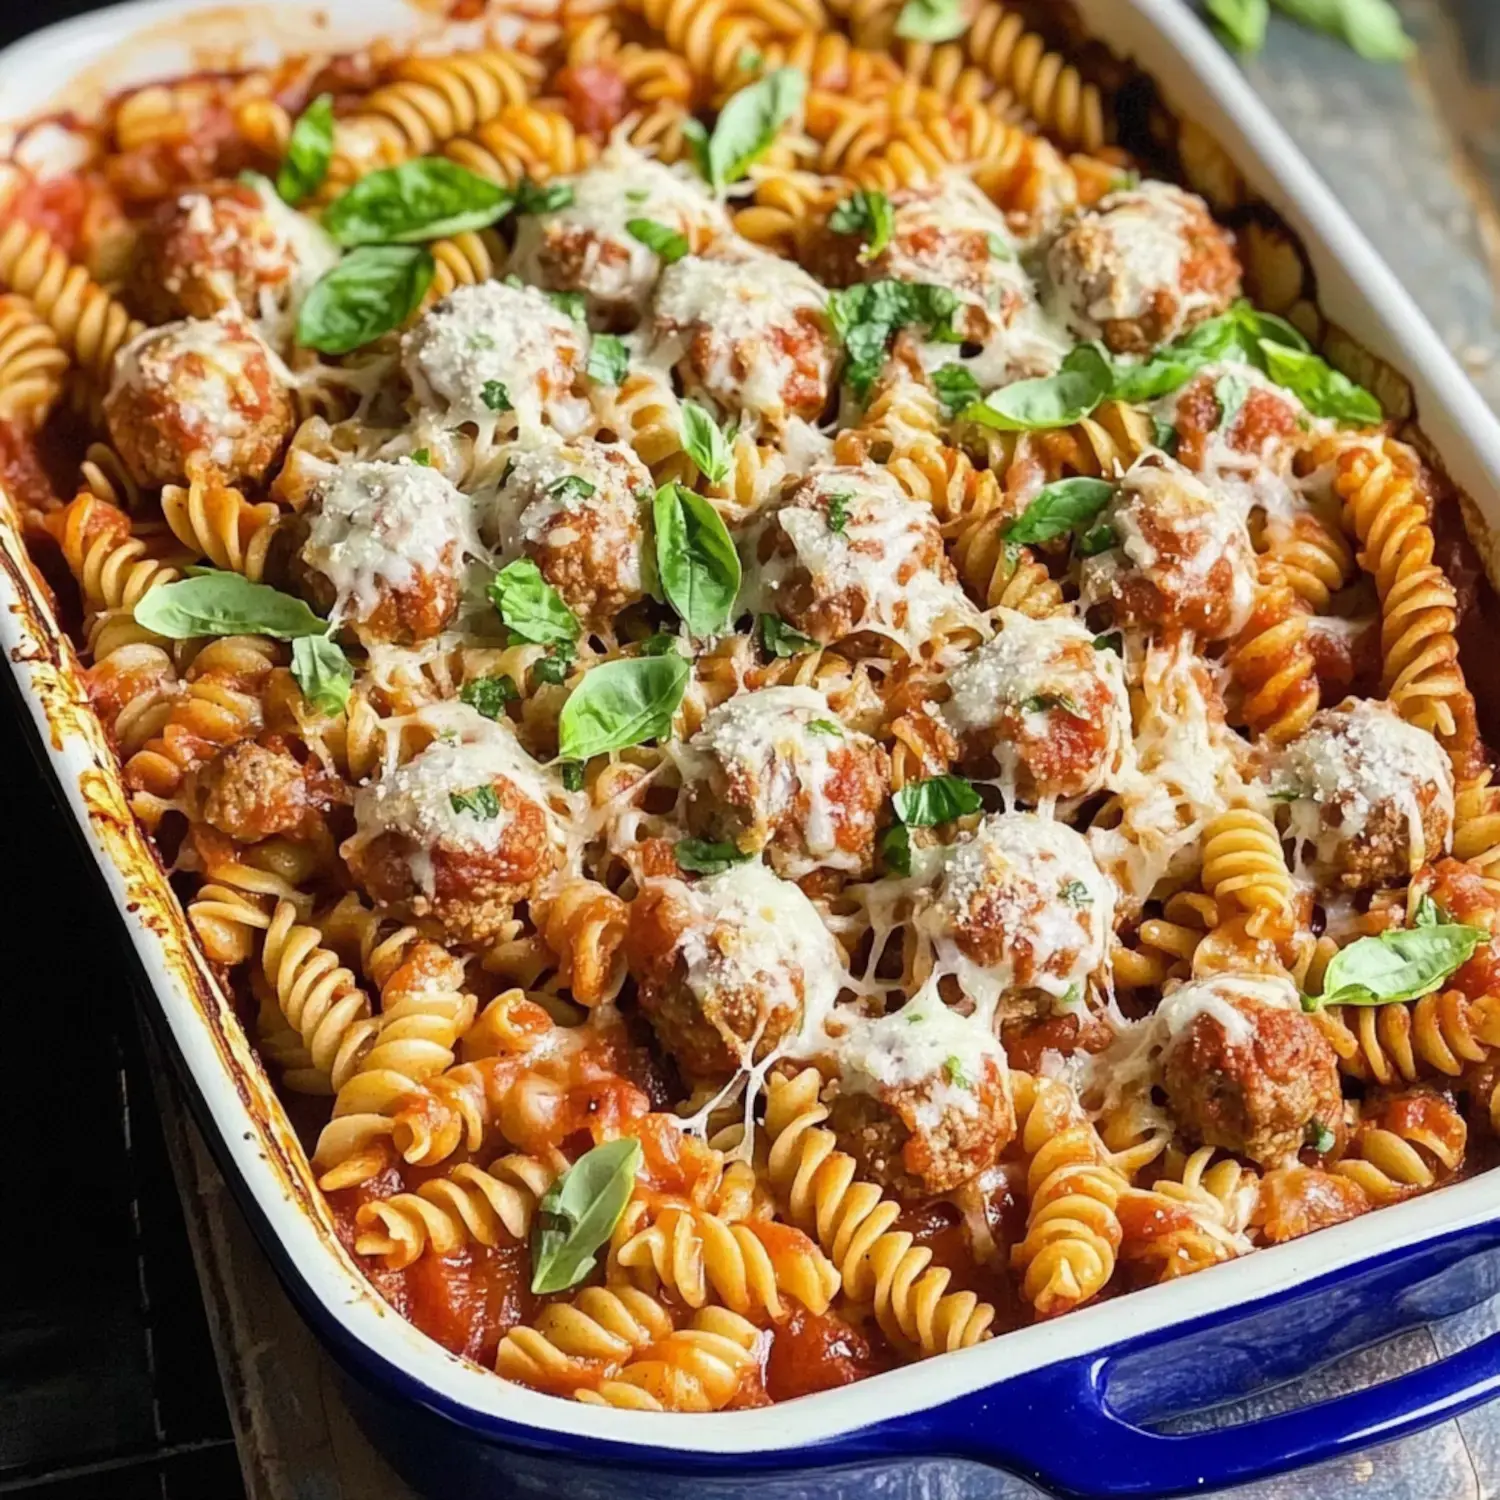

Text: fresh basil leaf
xmin=626 ymin=217 xmax=689 ymax=263
xmin=880 ymin=821 xmax=912 ymax=876
xmin=322 ymin=157 xmax=512 ymax=246
xmin=587 ymin=333 xmax=630 ymax=385
xmin=548 ymin=290 xmax=587 ymax=322
xmin=1215 ymin=371 xmax=1250 ymax=431
xmin=675 ymin=838 xmax=753 ymax=875
xmin=410 ymin=447 xmax=433 ymax=466
xmin=1273 ymin=0 xmax=1412 ymax=60
xmin=653 ymin=484 xmax=740 ymax=636
xmin=965 ymin=344 xmax=1112 ymax=430
xmin=481 ymin=379 xmax=513 ymax=413
xmin=828 ymin=189 xmax=894 ymax=261
xmin=460 ymin=674 xmax=519 ymax=720
xmin=135 ymin=572 xmax=329 ymax=640
xmin=699 ymin=68 xmax=805 ymax=190
xmin=681 ymin=116 xmax=712 ymax=184
xmin=1235 ymin=306 xmax=1312 ymax=353
xmin=291 ymin=633 xmax=352 ymax=714
xmin=1414 ymin=894 xmax=1441 ymax=929
xmin=560 ymin=759 xmax=586 ymax=792
xmin=895 ymin=0 xmax=966 ymax=42
xmin=1259 ymin=340 xmax=1382 ymax=424
xmin=807 ymin=718 xmax=843 ymax=737
xmin=516 ymin=177 xmax=575 ymax=215
xmin=1003 ymin=476 xmax=1115 ymax=546
xmin=530 ymin=1138 xmax=643 ymax=1295
xmin=1207 ymin=0 xmax=1270 ymax=51
xmin=548 ymin=475 xmax=597 ymax=502
xmin=297 ymin=245 xmax=434 ymax=354
xmin=893 ymin=774 xmax=982 ymax=827
xmin=758 ymin=614 xmax=817 ymax=657
xmin=932 ymin=362 xmax=983 ymax=417
xmin=1023 ymin=692 xmax=1080 ymax=714
xmin=533 ymin=642 xmax=576 ymax=686
xmin=828 ymin=280 xmax=961 ymax=399
xmin=1150 ymin=417 xmax=1178 ymax=454
xmin=488 ymin=559 xmax=580 ymax=648
xmin=1309 ymin=923 xmax=1487 ymax=1010
xmin=450 ymin=783 xmax=502 ymax=819
xmin=986 ymin=232 xmax=1013 ymax=260
xmin=1077 ymin=522 xmax=1117 ymax=557
xmin=276 ymin=93 xmax=334 ymax=205
xmin=680 ymin=400 xmax=733 ymax=485
xmin=558 ymin=654 xmax=691 ymax=759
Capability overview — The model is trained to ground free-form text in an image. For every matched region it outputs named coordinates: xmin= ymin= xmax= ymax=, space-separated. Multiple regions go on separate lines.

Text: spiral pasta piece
xmin=444 ymin=103 xmax=599 ymax=185
xmin=1200 ymin=808 xmax=1295 ymax=936
xmin=948 ymin=516 xmax=1064 ymax=616
xmin=44 ymin=494 xmax=184 ymax=617
xmin=0 ymin=294 xmax=67 ymax=430
xmin=1261 ymin=510 xmax=1357 ymax=612
xmin=1333 ymin=1094 xmax=1467 ymax=1205
xmin=1225 ymin=559 xmax=1320 ymax=746
xmin=187 ymin=880 xmax=272 ymax=966
xmin=762 ymin=1068 xmax=994 ymax=1355
xmin=626 ymin=0 xmax=777 ymax=89
xmin=1312 ymin=991 xmax=1500 ymax=1086
xmin=496 ymin=1285 xmax=675 ymax=1389
xmin=0 ymin=221 xmax=143 ymax=385
xmin=418 ymin=230 xmax=507 ymax=315
xmin=533 ymin=878 xmax=630 ymax=1006
xmin=578 ymin=1308 xmax=762 ymax=1411
xmin=162 ymin=477 xmax=281 ymax=581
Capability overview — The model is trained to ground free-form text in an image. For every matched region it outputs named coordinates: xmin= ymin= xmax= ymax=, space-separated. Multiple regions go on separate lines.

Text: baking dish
xmin=7 ymin=0 xmax=1500 ymax=1495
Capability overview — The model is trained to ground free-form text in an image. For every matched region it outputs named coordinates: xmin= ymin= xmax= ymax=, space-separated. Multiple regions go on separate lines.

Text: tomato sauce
xmin=764 ymin=1304 xmax=884 ymax=1402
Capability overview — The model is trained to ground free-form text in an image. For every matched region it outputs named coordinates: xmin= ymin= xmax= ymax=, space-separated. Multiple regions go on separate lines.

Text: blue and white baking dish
xmin=6 ymin=1 xmax=1500 ymax=1495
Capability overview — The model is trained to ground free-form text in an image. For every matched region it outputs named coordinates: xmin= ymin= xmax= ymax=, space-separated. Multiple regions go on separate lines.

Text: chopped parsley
xmin=481 ymin=379 xmax=512 ymax=412
xmin=449 ymin=784 xmax=501 ymax=819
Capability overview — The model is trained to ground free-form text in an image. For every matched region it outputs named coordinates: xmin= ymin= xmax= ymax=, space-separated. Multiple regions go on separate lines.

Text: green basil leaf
xmin=893 ymin=773 xmax=982 ymax=827
xmin=516 ymin=177 xmax=575 ymax=215
xmin=481 ymin=379 xmax=513 ymax=413
xmin=548 ymin=290 xmax=587 ymax=322
xmin=1150 ymin=417 xmax=1178 ymax=454
xmin=450 ymin=783 xmax=502 ymax=819
xmin=560 ymin=759 xmax=586 ymax=792
xmin=1215 ymin=371 xmax=1250 ymax=431
xmin=559 ymin=654 xmax=690 ymax=759
xmin=297 ymin=245 xmax=434 ymax=354
xmin=1259 ymin=340 xmax=1382 ymax=424
xmin=1272 ymin=0 xmax=1412 ymax=60
xmin=1414 ymin=893 xmax=1441 ymax=929
xmin=533 ymin=642 xmax=576 ymax=686
xmin=488 ymin=558 xmax=580 ymax=648
xmin=829 ymin=189 xmax=894 ymax=261
xmin=828 ymin=280 xmax=961 ymax=399
xmin=680 ymin=400 xmax=733 ymax=485
xmin=587 ymin=333 xmax=630 ymax=385
xmin=626 ymin=217 xmax=689 ymax=263
xmin=653 ymin=483 xmax=741 ymax=636
xmin=410 ymin=447 xmax=433 ymax=466
xmin=1092 ymin=631 xmax=1123 ymax=654
xmin=460 ymin=674 xmax=519 ymax=720
xmin=965 ymin=344 xmax=1112 ymax=430
xmin=530 ymin=1138 xmax=643 ymax=1294
xmin=758 ymin=613 xmax=817 ymax=657
xmin=135 ymin=572 xmax=329 ymax=640
xmin=1207 ymin=0 xmax=1270 ymax=51
xmin=291 ymin=633 xmax=352 ymax=714
xmin=932 ymin=362 xmax=983 ymax=417
xmin=675 ymin=838 xmax=753 ymax=875
xmin=276 ymin=93 xmax=334 ymax=205
xmin=880 ymin=821 xmax=912 ymax=876
xmin=323 ymin=157 xmax=513 ymax=246
xmin=1003 ymin=476 xmax=1115 ymax=546
xmin=895 ymin=0 xmax=966 ymax=42
xmin=1310 ymin=923 xmax=1487 ymax=1010
xmin=681 ymin=116 xmax=712 ymax=183
xmin=548 ymin=475 xmax=597 ymax=502
xmin=700 ymin=68 xmax=805 ymax=190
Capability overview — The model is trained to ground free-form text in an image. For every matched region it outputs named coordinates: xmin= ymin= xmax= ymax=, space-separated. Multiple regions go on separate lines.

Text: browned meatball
xmin=825 ymin=1001 xmax=1014 ymax=1199
xmin=1166 ymin=364 xmax=1306 ymax=476
xmin=681 ymin=686 xmax=891 ymax=881
xmin=1159 ymin=978 xmax=1343 ymax=1165
xmin=342 ymin=725 xmax=563 ymax=946
xmin=1079 ymin=458 xmax=1257 ymax=641
xmin=1046 ymin=181 xmax=1242 ymax=354
xmin=478 ymin=437 xmax=650 ymax=633
xmin=296 ymin=458 xmax=471 ymax=645
xmin=127 ymin=179 xmax=337 ymax=323
xmin=104 ymin=312 xmax=295 ymax=486
xmin=1277 ymin=699 xmax=1454 ymax=891
xmin=192 ymin=736 xmax=333 ymax=843
xmin=740 ymin=464 xmax=976 ymax=654
xmin=624 ymin=864 xmax=844 ymax=1081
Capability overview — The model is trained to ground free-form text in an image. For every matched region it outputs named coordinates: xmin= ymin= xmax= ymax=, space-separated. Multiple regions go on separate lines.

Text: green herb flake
xmin=587 ymin=333 xmax=630 ymax=386
xmin=1305 ymin=1119 xmax=1336 ymax=1154
xmin=516 ymin=177 xmax=575 ymax=215
xmin=943 ymin=1055 xmax=972 ymax=1090
xmin=893 ymin=774 xmax=983 ymax=827
xmin=679 ymin=400 xmax=733 ymax=486
xmin=759 ymin=614 xmax=818 ymax=658
xmin=1092 ymin=631 xmax=1123 ymax=655
xmin=895 ymin=0 xmax=967 ymax=43
xmin=547 ymin=475 xmax=598 ymax=503
xmin=291 ymin=634 xmax=353 ymax=715
xmin=675 ymin=838 xmax=753 ymax=875
xmin=459 ymin=675 xmax=520 ymax=720
xmin=1060 ymin=878 xmax=1093 ymax=908
xmin=828 ymin=189 xmax=894 ymax=262
xmin=626 ymin=217 xmax=690 ymax=264
xmin=881 ymin=821 xmax=913 ymax=877
xmin=932 ymin=362 xmax=983 ymax=417
xmin=825 ymin=491 xmax=853 ymax=535
xmin=1003 ymin=476 xmax=1115 ymax=547
xmin=481 ymin=379 xmax=513 ymax=413
xmin=807 ymin=718 xmax=843 ymax=737
xmin=276 ymin=93 xmax=334 ymax=205
xmin=449 ymin=784 xmax=502 ymax=819
xmin=410 ymin=448 xmax=433 ymax=467
xmin=560 ymin=760 xmax=586 ymax=792
xmin=828 ymin=280 xmax=961 ymax=399
xmin=530 ymin=1139 xmax=643 ymax=1295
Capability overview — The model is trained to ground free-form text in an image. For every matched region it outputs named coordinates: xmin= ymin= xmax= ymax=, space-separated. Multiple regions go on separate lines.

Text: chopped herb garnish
xmin=449 ymin=784 xmax=501 ymax=819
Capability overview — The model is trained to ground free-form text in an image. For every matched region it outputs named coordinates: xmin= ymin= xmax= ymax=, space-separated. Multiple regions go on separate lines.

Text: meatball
xmin=477 ymin=436 xmax=650 ymax=633
xmin=739 ymin=463 xmax=979 ymax=654
xmin=401 ymin=280 xmax=589 ymax=435
xmin=624 ymin=862 xmax=844 ymax=1080
xmin=510 ymin=146 xmax=729 ymax=329
xmin=681 ymin=685 xmax=891 ymax=881
xmin=938 ymin=609 xmax=1132 ymax=802
xmin=825 ymin=1001 xmax=1014 ymax=1199
xmin=296 ymin=458 xmax=473 ymax=644
xmin=803 ymin=176 xmax=1067 ymax=385
xmin=342 ymin=712 xmax=564 ymax=945
xmin=1079 ymin=457 xmax=1257 ymax=640
xmin=648 ymin=243 xmax=836 ymax=429
xmin=1158 ymin=974 xmax=1343 ymax=1165
xmin=191 ymin=736 xmax=334 ymax=843
xmin=1045 ymin=180 xmax=1242 ymax=354
xmin=128 ymin=177 xmax=338 ymax=326
xmin=917 ymin=811 xmax=1115 ymax=1023
xmin=1276 ymin=699 xmax=1454 ymax=891
xmin=104 ymin=312 xmax=295 ymax=486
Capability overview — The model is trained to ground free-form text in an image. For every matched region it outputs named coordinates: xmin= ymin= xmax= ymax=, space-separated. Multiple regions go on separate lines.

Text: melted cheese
xmin=247 ymin=177 xmax=341 ymax=341
xmin=302 ymin=458 xmax=475 ymax=624
xmin=737 ymin=463 xmax=981 ymax=655
xmin=917 ymin=811 xmax=1115 ymax=1025
xmin=401 ymin=280 xmax=588 ymax=437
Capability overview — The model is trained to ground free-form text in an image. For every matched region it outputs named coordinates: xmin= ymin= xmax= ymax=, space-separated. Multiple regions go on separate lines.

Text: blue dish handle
xmin=967 ymin=1327 xmax=1500 ymax=1498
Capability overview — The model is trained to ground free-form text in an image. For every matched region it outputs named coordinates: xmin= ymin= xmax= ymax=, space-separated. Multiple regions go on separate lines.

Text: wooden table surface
xmin=150 ymin=3 xmax=1500 ymax=1497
